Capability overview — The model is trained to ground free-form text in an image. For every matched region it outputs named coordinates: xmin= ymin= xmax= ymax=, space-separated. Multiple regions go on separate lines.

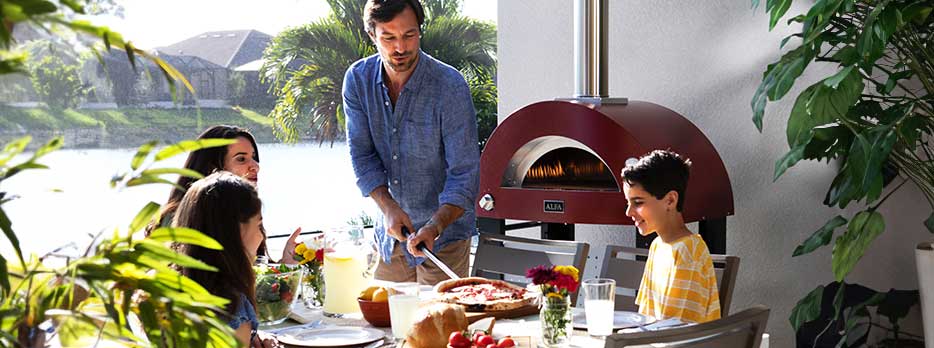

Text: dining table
xmin=263 ymin=283 xmax=660 ymax=348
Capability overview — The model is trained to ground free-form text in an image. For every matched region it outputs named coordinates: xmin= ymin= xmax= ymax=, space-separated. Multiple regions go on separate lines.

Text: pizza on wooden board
xmin=434 ymin=277 xmax=536 ymax=311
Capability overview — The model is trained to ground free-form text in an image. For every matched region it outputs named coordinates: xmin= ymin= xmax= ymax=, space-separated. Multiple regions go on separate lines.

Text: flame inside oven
xmin=521 ymin=148 xmax=618 ymax=191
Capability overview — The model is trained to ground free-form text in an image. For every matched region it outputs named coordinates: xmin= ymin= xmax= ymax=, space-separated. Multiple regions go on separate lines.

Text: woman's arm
xmin=234 ymin=322 xmax=251 ymax=347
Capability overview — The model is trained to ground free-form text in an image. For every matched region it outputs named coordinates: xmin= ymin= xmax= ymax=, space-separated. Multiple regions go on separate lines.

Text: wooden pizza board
xmin=465 ymin=304 xmax=539 ymax=324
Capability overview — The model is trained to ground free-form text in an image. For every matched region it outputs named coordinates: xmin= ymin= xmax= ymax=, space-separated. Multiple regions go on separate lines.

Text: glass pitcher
xmin=322 ymin=224 xmax=379 ymax=317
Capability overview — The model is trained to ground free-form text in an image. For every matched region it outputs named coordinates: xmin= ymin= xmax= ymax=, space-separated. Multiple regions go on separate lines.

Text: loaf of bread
xmin=405 ymin=303 xmax=468 ymax=348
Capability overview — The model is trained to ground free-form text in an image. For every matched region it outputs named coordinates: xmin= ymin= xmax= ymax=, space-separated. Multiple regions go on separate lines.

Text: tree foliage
xmin=261 ymin=0 xmax=497 ymax=144
xmin=30 ymin=55 xmax=85 ymax=110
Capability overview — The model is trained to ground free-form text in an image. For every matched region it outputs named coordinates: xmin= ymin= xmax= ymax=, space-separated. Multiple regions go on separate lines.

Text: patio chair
xmin=600 ymin=244 xmax=740 ymax=315
xmin=472 ymin=233 xmax=590 ymax=305
xmin=603 ymin=305 xmax=770 ymax=348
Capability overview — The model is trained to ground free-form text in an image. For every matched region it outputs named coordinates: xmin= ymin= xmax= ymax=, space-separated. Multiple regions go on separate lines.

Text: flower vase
xmin=540 ymin=294 xmax=572 ymax=347
xmin=301 ymin=263 xmax=325 ymax=309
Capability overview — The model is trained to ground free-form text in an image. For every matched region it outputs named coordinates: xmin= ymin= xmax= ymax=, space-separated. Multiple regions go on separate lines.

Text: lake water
xmin=0 ymin=142 xmax=378 ymax=259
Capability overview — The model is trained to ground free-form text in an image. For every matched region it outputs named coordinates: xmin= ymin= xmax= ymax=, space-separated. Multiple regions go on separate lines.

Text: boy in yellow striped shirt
xmin=622 ymin=150 xmax=720 ymax=323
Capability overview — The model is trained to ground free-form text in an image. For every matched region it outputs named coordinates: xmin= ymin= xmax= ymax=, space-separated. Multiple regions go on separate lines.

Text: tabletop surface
xmin=266 ymin=303 xmax=650 ymax=348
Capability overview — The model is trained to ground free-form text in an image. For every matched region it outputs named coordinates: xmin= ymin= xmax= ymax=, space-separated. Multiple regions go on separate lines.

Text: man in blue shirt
xmin=343 ymin=0 xmax=480 ymax=285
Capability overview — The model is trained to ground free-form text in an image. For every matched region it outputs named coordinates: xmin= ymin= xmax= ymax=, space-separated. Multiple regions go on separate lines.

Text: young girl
xmin=173 ymin=171 xmax=279 ymax=347
xmin=622 ymin=150 xmax=721 ymax=323
xmin=151 ymin=125 xmax=300 ymax=263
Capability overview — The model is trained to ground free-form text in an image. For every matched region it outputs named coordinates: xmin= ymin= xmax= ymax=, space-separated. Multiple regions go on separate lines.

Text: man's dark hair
xmin=621 ymin=150 xmax=692 ymax=211
xmin=363 ymin=0 xmax=425 ymax=34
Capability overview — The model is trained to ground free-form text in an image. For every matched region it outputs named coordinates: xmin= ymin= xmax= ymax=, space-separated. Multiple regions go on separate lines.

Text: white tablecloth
xmin=268 ymin=303 xmax=628 ymax=348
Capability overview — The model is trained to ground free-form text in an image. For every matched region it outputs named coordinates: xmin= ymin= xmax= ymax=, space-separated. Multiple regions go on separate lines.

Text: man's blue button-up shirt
xmin=343 ymin=51 xmax=480 ymax=267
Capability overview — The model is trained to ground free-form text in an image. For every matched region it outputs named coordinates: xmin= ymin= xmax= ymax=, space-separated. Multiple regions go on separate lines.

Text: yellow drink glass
xmin=322 ymin=225 xmax=378 ymax=317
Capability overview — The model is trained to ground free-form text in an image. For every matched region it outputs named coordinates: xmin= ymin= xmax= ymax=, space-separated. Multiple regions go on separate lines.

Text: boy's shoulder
xmin=667 ymin=234 xmax=712 ymax=264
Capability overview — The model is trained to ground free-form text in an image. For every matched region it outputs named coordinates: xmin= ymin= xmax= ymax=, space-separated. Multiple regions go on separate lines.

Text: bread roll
xmin=405 ymin=303 xmax=468 ymax=348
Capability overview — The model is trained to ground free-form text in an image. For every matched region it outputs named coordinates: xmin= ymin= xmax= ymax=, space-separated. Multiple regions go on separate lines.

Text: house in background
xmin=155 ymin=29 xmax=271 ymax=103
xmin=88 ymin=29 xmax=274 ymax=108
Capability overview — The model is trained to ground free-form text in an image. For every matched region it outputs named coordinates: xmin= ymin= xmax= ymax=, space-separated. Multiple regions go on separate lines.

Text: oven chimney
xmin=569 ymin=0 xmax=626 ymax=105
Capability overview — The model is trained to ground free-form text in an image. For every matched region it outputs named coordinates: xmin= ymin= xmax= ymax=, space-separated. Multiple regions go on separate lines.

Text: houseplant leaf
xmin=774 ymin=143 xmax=807 ymax=181
xmin=832 ymin=210 xmax=885 ymax=281
xmin=925 ymin=212 xmax=934 ymax=233
xmin=790 ymin=285 xmax=824 ymax=331
xmin=876 ymin=289 xmax=919 ymax=325
xmin=793 ymin=215 xmax=848 ymax=256
xmin=786 ymin=85 xmax=820 ymax=148
xmin=846 ymin=126 xmax=897 ymax=200
xmin=808 ymin=66 xmax=863 ymax=120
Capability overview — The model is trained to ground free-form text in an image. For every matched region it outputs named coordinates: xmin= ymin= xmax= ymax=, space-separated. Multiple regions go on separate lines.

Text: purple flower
xmin=526 ymin=265 xmax=557 ymax=285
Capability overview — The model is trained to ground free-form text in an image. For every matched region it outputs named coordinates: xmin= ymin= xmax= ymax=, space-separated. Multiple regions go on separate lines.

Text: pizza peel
xmin=401 ymin=226 xmax=461 ymax=280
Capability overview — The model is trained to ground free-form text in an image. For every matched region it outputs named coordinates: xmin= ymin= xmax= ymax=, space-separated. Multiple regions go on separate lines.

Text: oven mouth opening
xmin=500 ymin=136 xmax=619 ymax=192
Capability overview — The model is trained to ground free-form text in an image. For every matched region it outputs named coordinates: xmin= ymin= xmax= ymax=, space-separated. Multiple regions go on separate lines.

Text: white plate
xmin=572 ymin=311 xmax=654 ymax=330
xmin=276 ymin=326 xmax=385 ymax=347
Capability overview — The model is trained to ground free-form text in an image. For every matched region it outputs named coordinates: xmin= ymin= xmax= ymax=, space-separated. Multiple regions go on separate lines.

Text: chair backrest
xmin=603 ymin=305 xmax=770 ymax=348
xmin=472 ymin=233 xmax=590 ymax=305
xmin=600 ymin=245 xmax=740 ymax=315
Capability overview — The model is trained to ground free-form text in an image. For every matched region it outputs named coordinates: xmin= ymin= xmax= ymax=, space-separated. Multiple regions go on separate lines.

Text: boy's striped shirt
xmin=635 ymin=233 xmax=721 ymax=323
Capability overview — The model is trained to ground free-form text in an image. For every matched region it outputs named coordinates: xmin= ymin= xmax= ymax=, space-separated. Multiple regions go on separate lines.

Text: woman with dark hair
xmin=174 ymin=171 xmax=279 ymax=347
xmin=151 ymin=125 xmax=300 ymax=263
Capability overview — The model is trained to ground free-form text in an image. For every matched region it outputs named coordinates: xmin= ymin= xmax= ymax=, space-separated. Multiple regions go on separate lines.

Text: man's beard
xmin=387 ymin=52 xmax=416 ymax=72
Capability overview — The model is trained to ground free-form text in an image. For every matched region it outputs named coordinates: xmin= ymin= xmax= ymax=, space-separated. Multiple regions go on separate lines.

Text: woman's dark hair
xmin=364 ymin=0 xmax=425 ymax=34
xmin=174 ymin=171 xmax=262 ymax=315
xmin=149 ymin=125 xmax=259 ymax=230
xmin=621 ymin=150 xmax=692 ymax=212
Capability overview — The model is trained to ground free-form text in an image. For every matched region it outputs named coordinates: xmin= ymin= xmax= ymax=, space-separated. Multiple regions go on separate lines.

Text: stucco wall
xmin=497 ymin=1 xmax=931 ymax=346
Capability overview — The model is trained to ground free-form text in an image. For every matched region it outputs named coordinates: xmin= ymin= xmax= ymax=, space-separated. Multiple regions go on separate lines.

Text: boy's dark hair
xmin=363 ymin=0 xmax=425 ymax=34
xmin=621 ymin=150 xmax=692 ymax=212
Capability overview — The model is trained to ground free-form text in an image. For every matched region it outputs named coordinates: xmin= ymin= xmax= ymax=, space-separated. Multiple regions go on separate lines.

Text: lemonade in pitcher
xmin=322 ymin=225 xmax=378 ymax=317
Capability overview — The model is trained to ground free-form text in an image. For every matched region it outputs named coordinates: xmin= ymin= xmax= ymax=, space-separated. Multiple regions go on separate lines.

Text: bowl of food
xmin=254 ymin=263 xmax=303 ymax=325
xmin=358 ymin=286 xmax=391 ymax=327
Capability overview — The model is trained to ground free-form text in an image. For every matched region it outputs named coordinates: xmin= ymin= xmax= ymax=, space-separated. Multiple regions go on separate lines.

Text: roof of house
xmin=156 ymin=30 xmax=272 ymax=69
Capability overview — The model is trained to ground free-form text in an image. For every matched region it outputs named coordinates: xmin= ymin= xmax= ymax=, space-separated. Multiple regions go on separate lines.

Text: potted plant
xmin=752 ymin=0 xmax=932 ymax=346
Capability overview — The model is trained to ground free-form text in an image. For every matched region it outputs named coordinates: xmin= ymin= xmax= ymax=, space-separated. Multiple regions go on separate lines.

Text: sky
xmin=89 ymin=0 xmax=498 ymax=49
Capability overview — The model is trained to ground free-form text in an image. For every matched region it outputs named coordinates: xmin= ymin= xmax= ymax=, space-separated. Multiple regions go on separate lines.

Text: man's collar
xmin=374 ymin=50 xmax=428 ymax=91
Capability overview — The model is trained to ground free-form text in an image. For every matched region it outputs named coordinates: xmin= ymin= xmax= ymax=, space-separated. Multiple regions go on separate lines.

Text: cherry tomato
xmin=496 ymin=337 xmax=516 ymax=348
xmin=472 ymin=331 xmax=484 ymax=344
xmin=485 ymin=344 xmax=497 ymax=348
xmin=448 ymin=332 xmax=470 ymax=347
xmin=477 ymin=335 xmax=495 ymax=347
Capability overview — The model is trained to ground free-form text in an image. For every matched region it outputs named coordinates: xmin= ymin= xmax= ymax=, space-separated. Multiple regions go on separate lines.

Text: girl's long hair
xmin=174 ymin=171 xmax=262 ymax=314
xmin=148 ymin=125 xmax=269 ymax=257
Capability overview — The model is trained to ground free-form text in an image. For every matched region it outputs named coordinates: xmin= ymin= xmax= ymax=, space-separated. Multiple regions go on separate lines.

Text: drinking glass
xmin=322 ymin=225 xmax=378 ymax=317
xmin=582 ymin=278 xmax=616 ymax=336
xmin=388 ymin=282 xmax=421 ymax=339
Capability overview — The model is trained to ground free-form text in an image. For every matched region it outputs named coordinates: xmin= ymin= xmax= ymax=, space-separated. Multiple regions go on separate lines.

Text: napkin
xmin=637 ymin=318 xmax=687 ymax=331
xmin=288 ymin=306 xmax=320 ymax=324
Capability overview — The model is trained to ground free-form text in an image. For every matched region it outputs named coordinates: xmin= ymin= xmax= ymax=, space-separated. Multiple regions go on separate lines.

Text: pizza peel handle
xmin=401 ymin=226 xmax=461 ymax=280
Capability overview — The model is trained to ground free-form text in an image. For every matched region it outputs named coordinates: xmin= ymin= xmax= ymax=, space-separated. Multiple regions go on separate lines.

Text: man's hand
xmin=370 ymin=186 xmax=413 ymax=242
xmin=407 ymin=223 xmax=441 ymax=257
xmin=280 ymin=227 xmax=302 ymax=265
xmin=383 ymin=204 xmax=414 ymax=242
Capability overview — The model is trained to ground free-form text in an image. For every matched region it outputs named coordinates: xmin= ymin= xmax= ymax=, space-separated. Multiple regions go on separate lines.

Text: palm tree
xmin=261 ymin=0 xmax=497 ymax=144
